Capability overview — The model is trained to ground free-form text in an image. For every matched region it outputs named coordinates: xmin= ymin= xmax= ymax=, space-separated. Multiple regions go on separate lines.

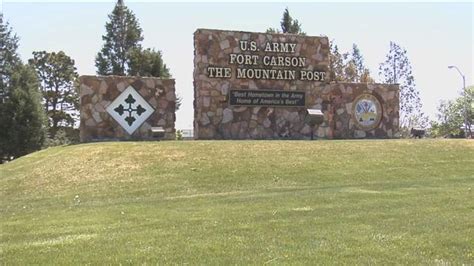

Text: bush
xmin=175 ymin=130 xmax=183 ymax=140
xmin=44 ymin=127 xmax=79 ymax=147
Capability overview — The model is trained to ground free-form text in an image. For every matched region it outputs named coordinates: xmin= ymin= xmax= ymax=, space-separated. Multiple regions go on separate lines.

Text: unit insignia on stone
xmin=353 ymin=93 xmax=383 ymax=131
xmin=106 ymin=86 xmax=154 ymax=134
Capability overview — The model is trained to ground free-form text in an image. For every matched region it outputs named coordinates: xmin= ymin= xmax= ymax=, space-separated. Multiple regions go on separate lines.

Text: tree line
xmin=269 ymin=8 xmax=472 ymax=138
xmin=0 ymin=1 xmax=172 ymax=161
xmin=0 ymin=4 xmax=471 ymax=161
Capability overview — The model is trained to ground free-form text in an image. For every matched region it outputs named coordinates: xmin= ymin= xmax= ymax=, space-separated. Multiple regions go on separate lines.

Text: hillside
xmin=1 ymin=140 xmax=473 ymax=264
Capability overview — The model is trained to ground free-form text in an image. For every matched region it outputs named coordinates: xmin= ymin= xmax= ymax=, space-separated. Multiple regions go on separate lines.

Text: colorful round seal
xmin=352 ymin=93 xmax=382 ymax=130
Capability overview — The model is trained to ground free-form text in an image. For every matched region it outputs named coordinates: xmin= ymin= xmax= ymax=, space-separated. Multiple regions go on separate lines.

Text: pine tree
xmin=344 ymin=44 xmax=373 ymax=83
xmin=128 ymin=48 xmax=170 ymax=78
xmin=29 ymin=51 xmax=79 ymax=137
xmin=343 ymin=60 xmax=358 ymax=83
xmin=360 ymin=68 xmax=374 ymax=83
xmin=280 ymin=8 xmax=293 ymax=33
xmin=0 ymin=64 xmax=47 ymax=160
xmin=329 ymin=41 xmax=373 ymax=83
xmin=0 ymin=14 xmax=47 ymax=161
xmin=328 ymin=41 xmax=345 ymax=82
xmin=95 ymin=0 xmax=143 ymax=75
xmin=95 ymin=0 xmax=171 ymax=80
xmin=350 ymin=44 xmax=364 ymax=81
xmin=379 ymin=42 xmax=423 ymax=129
xmin=266 ymin=7 xmax=305 ymax=35
xmin=0 ymin=13 xmax=21 ymax=101
xmin=127 ymin=47 xmax=182 ymax=109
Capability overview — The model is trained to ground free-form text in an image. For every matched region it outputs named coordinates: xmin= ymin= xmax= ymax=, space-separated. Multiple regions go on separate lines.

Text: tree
xmin=329 ymin=41 xmax=373 ymax=83
xmin=0 ymin=13 xmax=21 ymax=101
xmin=328 ymin=40 xmax=345 ymax=82
xmin=128 ymin=48 xmax=170 ymax=78
xmin=127 ymin=47 xmax=182 ymax=110
xmin=175 ymin=129 xmax=183 ymax=140
xmin=430 ymin=86 xmax=473 ymax=138
xmin=360 ymin=69 xmax=374 ymax=83
xmin=0 ymin=64 xmax=47 ymax=160
xmin=350 ymin=45 xmax=364 ymax=78
xmin=95 ymin=0 xmax=172 ymax=81
xmin=343 ymin=59 xmax=358 ymax=83
xmin=95 ymin=0 xmax=143 ymax=75
xmin=348 ymin=44 xmax=373 ymax=83
xmin=0 ymin=14 xmax=46 ymax=161
xmin=266 ymin=7 xmax=305 ymax=35
xmin=175 ymin=94 xmax=182 ymax=111
xmin=95 ymin=1 xmax=175 ymax=109
xmin=29 ymin=51 xmax=79 ymax=137
xmin=462 ymin=85 xmax=474 ymax=136
xmin=342 ymin=44 xmax=373 ymax=83
xmin=379 ymin=42 xmax=423 ymax=129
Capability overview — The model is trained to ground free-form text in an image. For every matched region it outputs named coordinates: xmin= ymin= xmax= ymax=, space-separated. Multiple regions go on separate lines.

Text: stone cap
xmin=79 ymin=75 xmax=175 ymax=82
xmin=194 ymin=28 xmax=329 ymax=40
xmin=329 ymin=81 xmax=399 ymax=90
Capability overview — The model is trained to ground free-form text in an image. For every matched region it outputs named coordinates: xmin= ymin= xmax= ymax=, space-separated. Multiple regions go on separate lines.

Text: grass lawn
xmin=1 ymin=139 xmax=473 ymax=264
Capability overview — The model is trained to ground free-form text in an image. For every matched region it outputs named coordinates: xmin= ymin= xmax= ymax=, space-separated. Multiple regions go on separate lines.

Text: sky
xmin=2 ymin=1 xmax=473 ymax=130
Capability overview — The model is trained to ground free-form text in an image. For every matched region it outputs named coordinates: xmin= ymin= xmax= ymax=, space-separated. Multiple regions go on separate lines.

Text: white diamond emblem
xmin=106 ymin=86 xmax=154 ymax=135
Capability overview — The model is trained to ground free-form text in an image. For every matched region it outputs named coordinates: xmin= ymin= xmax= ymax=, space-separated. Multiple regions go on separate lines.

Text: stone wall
xmin=79 ymin=75 xmax=176 ymax=141
xmin=193 ymin=29 xmax=399 ymax=139
xmin=306 ymin=83 xmax=399 ymax=139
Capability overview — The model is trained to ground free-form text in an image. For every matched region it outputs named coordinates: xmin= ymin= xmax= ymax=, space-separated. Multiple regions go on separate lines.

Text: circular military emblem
xmin=353 ymin=93 xmax=382 ymax=130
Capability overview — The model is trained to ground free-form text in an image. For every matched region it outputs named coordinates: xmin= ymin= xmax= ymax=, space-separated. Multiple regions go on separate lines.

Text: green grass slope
xmin=1 ymin=140 xmax=473 ymax=264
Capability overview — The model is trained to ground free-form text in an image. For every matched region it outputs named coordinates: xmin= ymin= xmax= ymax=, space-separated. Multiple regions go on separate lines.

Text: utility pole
xmin=448 ymin=65 xmax=469 ymax=138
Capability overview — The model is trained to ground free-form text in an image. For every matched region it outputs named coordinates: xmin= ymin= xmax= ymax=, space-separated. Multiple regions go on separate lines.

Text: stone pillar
xmin=193 ymin=29 xmax=399 ymax=139
xmin=79 ymin=75 xmax=176 ymax=142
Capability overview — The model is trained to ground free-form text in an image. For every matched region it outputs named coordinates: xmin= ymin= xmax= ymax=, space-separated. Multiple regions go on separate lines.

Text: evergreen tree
xmin=28 ymin=51 xmax=79 ymax=137
xmin=0 ymin=13 xmax=46 ymax=161
xmin=266 ymin=7 xmax=305 ymax=35
xmin=128 ymin=47 xmax=182 ymax=110
xmin=360 ymin=69 xmax=374 ymax=83
xmin=350 ymin=44 xmax=364 ymax=78
xmin=95 ymin=0 xmax=143 ymax=75
xmin=175 ymin=94 xmax=182 ymax=111
xmin=329 ymin=41 xmax=373 ymax=83
xmin=379 ymin=42 xmax=423 ymax=129
xmin=95 ymin=0 xmax=171 ymax=80
xmin=343 ymin=58 xmax=358 ymax=83
xmin=280 ymin=8 xmax=293 ymax=33
xmin=344 ymin=44 xmax=373 ymax=83
xmin=128 ymin=48 xmax=170 ymax=78
xmin=329 ymin=40 xmax=345 ymax=82
xmin=0 ymin=64 xmax=47 ymax=160
xmin=0 ymin=13 xmax=21 ymax=101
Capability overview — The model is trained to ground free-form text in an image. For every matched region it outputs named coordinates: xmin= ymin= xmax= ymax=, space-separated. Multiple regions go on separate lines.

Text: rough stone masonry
xmin=79 ymin=75 xmax=176 ymax=141
xmin=194 ymin=29 xmax=399 ymax=139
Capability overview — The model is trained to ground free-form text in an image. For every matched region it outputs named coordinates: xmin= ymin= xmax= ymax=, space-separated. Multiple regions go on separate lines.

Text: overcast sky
xmin=2 ymin=1 xmax=473 ymax=129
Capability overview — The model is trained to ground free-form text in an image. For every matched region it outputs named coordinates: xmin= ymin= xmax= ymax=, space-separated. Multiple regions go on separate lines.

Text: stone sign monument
xmin=194 ymin=29 xmax=399 ymax=139
xmin=79 ymin=75 xmax=176 ymax=141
